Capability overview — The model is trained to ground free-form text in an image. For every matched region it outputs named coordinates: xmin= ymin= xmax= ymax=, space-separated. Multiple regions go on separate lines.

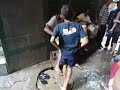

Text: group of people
xmin=43 ymin=0 xmax=120 ymax=89
xmin=44 ymin=4 xmax=88 ymax=90
xmin=98 ymin=0 xmax=120 ymax=56
xmin=97 ymin=0 xmax=120 ymax=90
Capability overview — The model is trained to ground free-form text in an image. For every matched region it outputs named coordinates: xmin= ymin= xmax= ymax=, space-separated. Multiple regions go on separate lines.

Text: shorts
xmin=61 ymin=53 xmax=77 ymax=67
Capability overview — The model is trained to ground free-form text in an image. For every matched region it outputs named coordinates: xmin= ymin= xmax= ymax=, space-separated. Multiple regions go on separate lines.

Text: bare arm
xmin=111 ymin=12 xmax=120 ymax=31
xmin=50 ymin=36 xmax=60 ymax=50
xmin=44 ymin=25 xmax=53 ymax=35
xmin=80 ymin=36 xmax=89 ymax=48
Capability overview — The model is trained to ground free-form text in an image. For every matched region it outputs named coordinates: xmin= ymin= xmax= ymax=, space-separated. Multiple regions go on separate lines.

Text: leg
xmin=99 ymin=25 xmax=106 ymax=47
xmin=105 ymin=36 xmax=111 ymax=48
xmin=110 ymin=38 xmax=113 ymax=51
xmin=74 ymin=51 xmax=83 ymax=70
xmin=63 ymin=65 xmax=67 ymax=80
xmin=63 ymin=65 xmax=72 ymax=90
xmin=95 ymin=30 xmax=101 ymax=47
xmin=110 ymin=43 xmax=117 ymax=56
xmin=110 ymin=34 xmax=119 ymax=56
xmin=55 ymin=52 xmax=63 ymax=76
xmin=61 ymin=65 xmax=67 ymax=90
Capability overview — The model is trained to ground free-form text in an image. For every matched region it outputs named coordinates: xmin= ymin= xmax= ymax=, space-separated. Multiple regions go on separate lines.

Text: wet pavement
xmin=0 ymin=48 xmax=113 ymax=90
xmin=0 ymin=36 xmax=114 ymax=90
xmin=37 ymin=49 xmax=113 ymax=90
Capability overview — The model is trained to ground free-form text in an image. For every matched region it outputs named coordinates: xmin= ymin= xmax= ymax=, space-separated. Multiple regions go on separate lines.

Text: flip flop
xmin=38 ymin=75 xmax=48 ymax=85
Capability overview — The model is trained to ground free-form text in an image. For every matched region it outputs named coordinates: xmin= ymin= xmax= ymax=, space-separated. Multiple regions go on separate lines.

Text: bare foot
xmin=110 ymin=51 xmax=116 ymax=56
xmin=60 ymin=87 xmax=66 ymax=90
xmin=74 ymin=63 xmax=83 ymax=70
xmin=55 ymin=67 xmax=63 ymax=76
xmin=110 ymin=51 xmax=114 ymax=55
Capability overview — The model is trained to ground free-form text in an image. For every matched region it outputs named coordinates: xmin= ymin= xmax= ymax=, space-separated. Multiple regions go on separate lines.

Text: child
xmin=50 ymin=4 xmax=88 ymax=90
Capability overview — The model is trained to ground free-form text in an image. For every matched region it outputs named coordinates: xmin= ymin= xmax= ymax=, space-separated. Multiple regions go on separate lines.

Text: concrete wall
xmin=0 ymin=0 xmax=48 ymax=73
xmin=0 ymin=0 xmax=107 ymax=74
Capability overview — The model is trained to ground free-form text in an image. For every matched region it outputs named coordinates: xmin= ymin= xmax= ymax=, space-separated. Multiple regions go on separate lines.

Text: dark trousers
xmin=105 ymin=35 xmax=113 ymax=47
xmin=96 ymin=25 xmax=106 ymax=47
xmin=105 ymin=36 xmax=113 ymax=47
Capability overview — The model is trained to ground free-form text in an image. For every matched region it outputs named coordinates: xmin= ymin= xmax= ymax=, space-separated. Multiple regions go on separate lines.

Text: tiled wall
xmin=0 ymin=0 xmax=49 ymax=73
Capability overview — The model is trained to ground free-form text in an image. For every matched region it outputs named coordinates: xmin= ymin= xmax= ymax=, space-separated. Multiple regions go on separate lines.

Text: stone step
xmin=0 ymin=64 xmax=7 ymax=76
xmin=0 ymin=56 xmax=7 ymax=76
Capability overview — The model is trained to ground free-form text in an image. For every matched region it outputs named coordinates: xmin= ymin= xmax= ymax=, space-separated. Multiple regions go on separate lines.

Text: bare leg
xmin=55 ymin=52 xmax=63 ymax=76
xmin=110 ymin=43 xmax=117 ymax=56
xmin=63 ymin=65 xmax=72 ymax=90
xmin=60 ymin=65 xmax=67 ymax=90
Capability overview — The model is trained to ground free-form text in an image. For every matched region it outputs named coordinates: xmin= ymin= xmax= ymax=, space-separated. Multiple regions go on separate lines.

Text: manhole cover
xmin=36 ymin=67 xmax=73 ymax=90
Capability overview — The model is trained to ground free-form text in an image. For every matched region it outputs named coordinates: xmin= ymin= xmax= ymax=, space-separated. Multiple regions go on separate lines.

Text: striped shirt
xmin=99 ymin=4 xmax=109 ymax=25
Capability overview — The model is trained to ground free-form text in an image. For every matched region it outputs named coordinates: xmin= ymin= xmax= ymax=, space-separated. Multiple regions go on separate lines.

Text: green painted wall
xmin=0 ymin=0 xmax=48 ymax=74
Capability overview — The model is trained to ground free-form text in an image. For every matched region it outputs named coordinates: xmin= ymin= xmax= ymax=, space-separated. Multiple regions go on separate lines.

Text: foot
xmin=74 ymin=63 xmax=83 ymax=70
xmin=110 ymin=51 xmax=114 ymax=55
xmin=60 ymin=87 xmax=66 ymax=90
xmin=110 ymin=51 xmax=116 ymax=56
xmin=109 ymin=48 xmax=112 ymax=52
xmin=104 ymin=46 xmax=107 ymax=50
xmin=55 ymin=67 xmax=63 ymax=76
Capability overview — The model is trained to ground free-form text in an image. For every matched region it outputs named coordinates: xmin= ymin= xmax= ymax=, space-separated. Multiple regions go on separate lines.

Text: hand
xmin=113 ymin=19 xmax=119 ymax=23
xmin=109 ymin=29 xmax=113 ymax=32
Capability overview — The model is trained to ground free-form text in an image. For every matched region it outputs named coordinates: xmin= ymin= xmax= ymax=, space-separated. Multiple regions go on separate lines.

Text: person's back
xmin=54 ymin=22 xmax=85 ymax=55
xmin=50 ymin=4 xmax=88 ymax=90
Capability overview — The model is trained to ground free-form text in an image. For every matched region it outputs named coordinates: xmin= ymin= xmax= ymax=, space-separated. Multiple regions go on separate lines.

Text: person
xmin=44 ymin=10 xmax=82 ymax=76
xmin=104 ymin=61 xmax=120 ymax=90
xmin=109 ymin=8 xmax=120 ymax=56
xmin=44 ymin=13 xmax=64 ymax=76
xmin=76 ymin=8 xmax=91 ymax=25
xmin=102 ymin=46 xmax=120 ymax=90
xmin=104 ymin=1 xmax=120 ymax=50
xmin=96 ymin=0 xmax=112 ymax=49
xmin=76 ymin=8 xmax=91 ymax=34
xmin=113 ymin=66 xmax=120 ymax=90
xmin=44 ymin=14 xmax=63 ymax=36
xmin=50 ymin=4 xmax=88 ymax=90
